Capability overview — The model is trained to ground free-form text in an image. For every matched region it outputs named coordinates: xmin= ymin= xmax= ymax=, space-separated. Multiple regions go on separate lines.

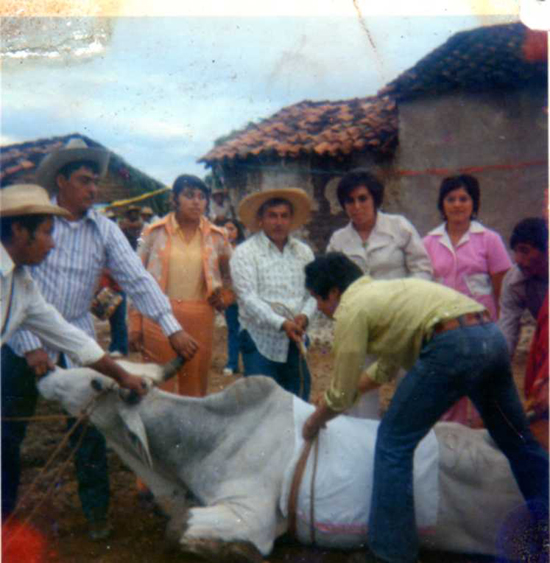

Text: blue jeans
xmin=108 ymin=291 xmax=128 ymax=355
xmin=367 ymin=323 xmax=549 ymax=563
xmin=224 ymin=303 xmax=241 ymax=372
xmin=239 ymin=329 xmax=310 ymax=400
xmin=1 ymin=346 xmax=110 ymax=523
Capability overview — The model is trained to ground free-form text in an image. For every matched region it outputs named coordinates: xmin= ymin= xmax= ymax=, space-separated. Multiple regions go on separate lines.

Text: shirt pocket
xmin=464 ymin=272 xmax=492 ymax=296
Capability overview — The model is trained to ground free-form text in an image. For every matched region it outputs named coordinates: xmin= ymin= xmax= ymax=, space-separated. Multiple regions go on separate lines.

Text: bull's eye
xmin=91 ymin=379 xmax=103 ymax=392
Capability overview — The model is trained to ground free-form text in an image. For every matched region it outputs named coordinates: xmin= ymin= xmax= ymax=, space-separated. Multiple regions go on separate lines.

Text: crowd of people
xmin=1 ymin=137 xmax=548 ymax=562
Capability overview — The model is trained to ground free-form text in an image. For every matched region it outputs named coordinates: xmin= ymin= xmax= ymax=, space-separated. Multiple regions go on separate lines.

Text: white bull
xmin=38 ymin=362 xmax=525 ymax=562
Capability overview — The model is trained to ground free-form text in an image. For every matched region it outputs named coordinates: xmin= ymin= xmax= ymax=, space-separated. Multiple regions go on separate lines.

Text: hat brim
xmin=36 ymin=147 xmax=109 ymax=193
xmin=238 ymin=188 xmax=312 ymax=233
xmin=0 ymin=203 xmax=71 ymax=219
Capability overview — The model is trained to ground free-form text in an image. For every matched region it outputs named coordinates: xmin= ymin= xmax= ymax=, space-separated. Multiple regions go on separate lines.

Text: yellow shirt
xmin=325 ymin=276 xmax=486 ymax=412
xmin=167 ymin=216 xmax=206 ymax=301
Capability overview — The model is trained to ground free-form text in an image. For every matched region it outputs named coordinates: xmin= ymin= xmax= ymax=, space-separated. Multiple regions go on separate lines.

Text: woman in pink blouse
xmin=423 ymin=174 xmax=512 ymax=426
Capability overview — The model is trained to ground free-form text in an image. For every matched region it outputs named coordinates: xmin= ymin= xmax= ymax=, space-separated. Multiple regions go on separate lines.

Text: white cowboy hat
xmin=238 ymin=188 xmax=311 ymax=233
xmin=0 ymin=184 xmax=71 ymax=218
xmin=35 ymin=137 xmax=110 ymax=193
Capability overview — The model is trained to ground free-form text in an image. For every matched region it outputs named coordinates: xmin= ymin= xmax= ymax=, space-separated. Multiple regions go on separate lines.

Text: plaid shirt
xmin=230 ymin=231 xmax=317 ymax=362
xmin=9 ymin=205 xmax=181 ymax=367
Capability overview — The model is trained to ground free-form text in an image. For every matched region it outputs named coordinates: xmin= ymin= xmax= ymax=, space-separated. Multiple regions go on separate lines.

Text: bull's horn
xmin=161 ymin=357 xmax=185 ymax=382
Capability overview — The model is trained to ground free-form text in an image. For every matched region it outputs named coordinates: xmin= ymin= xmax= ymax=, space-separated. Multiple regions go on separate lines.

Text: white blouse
xmin=327 ymin=212 xmax=433 ymax=280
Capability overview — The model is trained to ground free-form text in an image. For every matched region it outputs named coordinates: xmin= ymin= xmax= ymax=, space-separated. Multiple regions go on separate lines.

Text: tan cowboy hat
xmin=238 ymin=188 xmax=311 ymax=233
xmin=140 ymin=206 xmax=154 ymax=216
xmin=36 ymin=137 xmax=110 ymax=193
xmin=0 ymin=184 xmax=71 ymax=218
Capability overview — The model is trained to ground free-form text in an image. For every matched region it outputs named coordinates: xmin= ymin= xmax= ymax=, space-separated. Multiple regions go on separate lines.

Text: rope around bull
xmin=3 ymin=387 xmax=111 ymax=551
xmin=267 ymin=301 xmax=323 ymax=545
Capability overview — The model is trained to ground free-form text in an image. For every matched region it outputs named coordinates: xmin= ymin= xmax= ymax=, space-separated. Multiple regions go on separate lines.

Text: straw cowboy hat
xmin=238 ymin=188 xmax=312 ymax=233
xmin=140 ymin=206 xmax=154 ymax=216
xmin=35 ymin=137 xmax=109 ymax=193
xmin=0 ymin=184 xmax=71 ymax=218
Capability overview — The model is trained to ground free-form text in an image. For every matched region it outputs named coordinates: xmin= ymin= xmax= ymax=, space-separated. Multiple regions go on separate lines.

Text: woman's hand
xmin=207 ymin=287 xmax=226 ymax=311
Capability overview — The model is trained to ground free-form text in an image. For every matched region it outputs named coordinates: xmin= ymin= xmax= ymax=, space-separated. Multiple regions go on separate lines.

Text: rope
xmin=1 ymin=415 xmax=71 ymax=422
xmin=267 ymin=301 xmax=311 ymax=399
xmin=287 ymin=434 xmax=320 ymax=544
xmin=3 ymin=389 xmax=110 ymax=548
xmin=308 ymin=435 xmax=320 ymax=545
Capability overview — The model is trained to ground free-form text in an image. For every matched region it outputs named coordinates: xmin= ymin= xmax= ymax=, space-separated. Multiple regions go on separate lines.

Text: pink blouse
xmin=423 ymin=221 xmax=512 ymax=320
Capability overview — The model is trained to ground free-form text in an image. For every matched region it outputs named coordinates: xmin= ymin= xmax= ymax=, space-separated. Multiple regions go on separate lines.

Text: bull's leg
xmin=172 ymin=502 xmax=277 ymax=561
xmin=177 ymin=537 xmax=263 ymax=563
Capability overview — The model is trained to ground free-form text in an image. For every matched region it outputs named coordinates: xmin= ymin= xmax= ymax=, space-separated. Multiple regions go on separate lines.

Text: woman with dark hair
xmin=423 ymin=174 xmax=512 ymax=426
xmin=129 ymin=174 xmax=232 ymax=397
xmin=327 ymin=168 xmax=432 ymax=280
xmin=215 ymin=217 xmax=246 ymax=377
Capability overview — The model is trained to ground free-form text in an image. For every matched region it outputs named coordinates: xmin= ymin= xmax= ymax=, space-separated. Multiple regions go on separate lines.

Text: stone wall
xmin=388 ymin=88 xmax=548 ymax=244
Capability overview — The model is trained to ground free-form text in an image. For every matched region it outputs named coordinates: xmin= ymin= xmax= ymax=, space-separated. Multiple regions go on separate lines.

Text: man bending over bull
xmin=1 ymin=184 xmax=148 ymax=526
xmin=302 ymin=252 xmax=548 ymax=563
xmin=230 ymin=188 xmax=317 ymax=400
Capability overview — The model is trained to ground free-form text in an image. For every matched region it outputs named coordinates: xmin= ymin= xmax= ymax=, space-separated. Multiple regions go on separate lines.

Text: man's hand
xmin=302 ymin=400 xmax=338 ymax=441
xmin=168 ymin=330 xmax=199 ymax=360
xmin=25 ymin=348 xmax=55 ymax=378
xmin=90 ymin=354 xmax=148 ymax=400
xmin=128 ymin=331 xmax=143 ymax=353
xmin=117 ymin=372 xmax=149 ymax=396
xmin=294 ymin=314 xmax=308 ymax=331
xmin=357 ymin=372 xmax=382 ymax=394
xmin=281 ymin=320 xmax=305 ymax=345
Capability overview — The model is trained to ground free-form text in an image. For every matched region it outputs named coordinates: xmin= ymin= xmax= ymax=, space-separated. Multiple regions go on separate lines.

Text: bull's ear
xmin=116 ymin=403 xmax=153 ymax=469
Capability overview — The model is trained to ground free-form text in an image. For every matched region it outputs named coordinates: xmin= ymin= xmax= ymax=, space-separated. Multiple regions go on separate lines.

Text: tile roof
xmin=199 ymin=96 xmax=398 ymax=165
xmin=380 ymin=23 xmax=547 ymax=101
xmin=1 ymin=133 xmax=107 ymax=183
xmin=0 ymin=133 xmax=164 ymax=194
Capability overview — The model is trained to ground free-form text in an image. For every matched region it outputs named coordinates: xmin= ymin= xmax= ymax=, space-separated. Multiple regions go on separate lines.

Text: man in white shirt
xmin=1 ymin=184 xmax=147 ymax=525
xmin=230 ymin=188 xmax=317 ymax=400
xmin=5 ymin=138 xmax=197 ymax=539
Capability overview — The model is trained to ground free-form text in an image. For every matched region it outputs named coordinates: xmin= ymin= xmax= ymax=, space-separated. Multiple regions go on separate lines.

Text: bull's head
xmin=38 ymin=358 xmax=184 ymax=471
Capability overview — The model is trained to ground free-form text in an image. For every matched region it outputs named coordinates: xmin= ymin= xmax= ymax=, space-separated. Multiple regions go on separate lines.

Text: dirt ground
xmin=3 ymin=317 xmax=541 ymax=563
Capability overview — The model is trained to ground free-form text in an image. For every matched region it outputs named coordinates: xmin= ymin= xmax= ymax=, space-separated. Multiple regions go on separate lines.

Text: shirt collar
xmin=258 ymin=230 xmax=296 ymax=252
xmin=51 ymin=196 xmax=101 ymax=225
xmin=428 ymin=220 xmax=487 ymax=237
xmin=371 ymin=211 xmax=393 ymax=235
xmin=0 ymin=243 xmax=15 ymax=278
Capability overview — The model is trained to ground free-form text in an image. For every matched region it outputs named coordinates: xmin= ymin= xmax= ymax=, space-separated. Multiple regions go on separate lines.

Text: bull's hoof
xmin=179 ymin=536 xmax=264 ymax=563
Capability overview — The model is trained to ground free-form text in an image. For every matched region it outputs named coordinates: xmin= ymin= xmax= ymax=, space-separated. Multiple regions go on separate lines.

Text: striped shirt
xmin=230 ymin=231 xmax=317 ymax=362
xmin=9 ymin=205 xmax=181 ymax=367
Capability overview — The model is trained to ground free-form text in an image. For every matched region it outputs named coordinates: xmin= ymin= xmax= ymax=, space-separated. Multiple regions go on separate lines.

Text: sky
xmin=1 ymin=3 xmax=518 ymax=186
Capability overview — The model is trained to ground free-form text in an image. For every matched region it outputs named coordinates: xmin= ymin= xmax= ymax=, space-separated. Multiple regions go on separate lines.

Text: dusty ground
xmin=4 ymin=316 xmax=540 ymax=563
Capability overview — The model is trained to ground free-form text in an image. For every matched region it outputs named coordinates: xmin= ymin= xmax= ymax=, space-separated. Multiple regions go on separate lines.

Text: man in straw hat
xmin=5 ymin=138 xmax=198 ymax=539
xmin=0 ymin=184 xmax=148 ymax=527
xmin=140 ymin=206 xmax=158 ymax=227
xmin=230 ymin=188 xmax=317 ymax=400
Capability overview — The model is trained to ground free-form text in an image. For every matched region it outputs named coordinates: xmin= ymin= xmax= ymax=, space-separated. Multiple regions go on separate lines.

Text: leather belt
xmin=433 ymin=311 xmax=492 ymax=336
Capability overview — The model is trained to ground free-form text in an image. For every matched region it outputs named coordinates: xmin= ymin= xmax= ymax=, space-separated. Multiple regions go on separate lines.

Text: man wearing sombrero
xmin=5 ymin=138 xmax=198 ymax=539
xmin=0 ymin=184 xmax=148 ymax=525
xmin=230 ymin=188 xmax=317 ymax=399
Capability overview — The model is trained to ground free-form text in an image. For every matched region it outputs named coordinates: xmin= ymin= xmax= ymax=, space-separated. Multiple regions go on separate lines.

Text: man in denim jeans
xmin=302 ymin=253 xmax=548 ymax=563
